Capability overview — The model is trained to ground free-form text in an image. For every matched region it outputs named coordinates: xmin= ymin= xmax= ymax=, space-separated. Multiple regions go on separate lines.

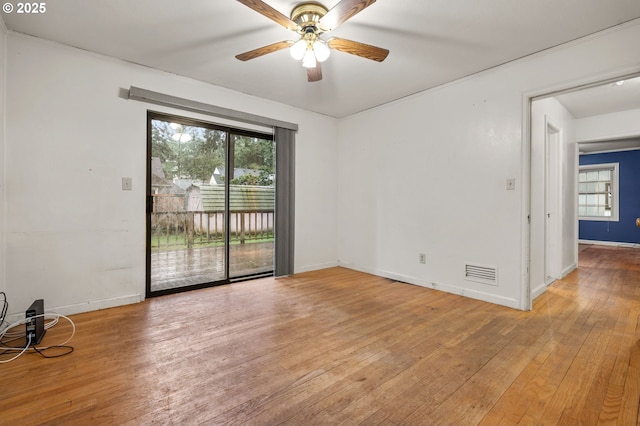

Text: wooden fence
xmin=151 ymin=185 xmax=274 ymax=250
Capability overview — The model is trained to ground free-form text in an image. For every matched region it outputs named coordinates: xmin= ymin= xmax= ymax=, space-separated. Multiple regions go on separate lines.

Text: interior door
xmin=544 ymin=116 xmax=562 ymax=285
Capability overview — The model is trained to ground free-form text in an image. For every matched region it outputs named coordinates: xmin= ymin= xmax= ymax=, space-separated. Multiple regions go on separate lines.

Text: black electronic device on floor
xmin=25 ymin=299 xmax=46 ymax=345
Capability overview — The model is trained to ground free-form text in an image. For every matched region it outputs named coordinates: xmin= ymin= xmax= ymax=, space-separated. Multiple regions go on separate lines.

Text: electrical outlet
xmin=122 ymin=177 xmax=133 ymax=191
xmin=419 ymin=253 xmax=426 ymax=264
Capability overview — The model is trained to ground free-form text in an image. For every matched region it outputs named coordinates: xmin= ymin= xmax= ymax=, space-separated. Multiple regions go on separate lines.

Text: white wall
xmin=4 ymin=33 xmax=339 ymax=316
xmin=575 ymin=107 xmax=640 ymax=142
xmin=530 ymin=97 xmax=577 ymax=300
xmin=337 ymin=20 xmax=640 ymax=310
xmin=0 ymin=18 xmax=6 ymax=297
xmin=4 ymin=20 xmax=640 ymax=317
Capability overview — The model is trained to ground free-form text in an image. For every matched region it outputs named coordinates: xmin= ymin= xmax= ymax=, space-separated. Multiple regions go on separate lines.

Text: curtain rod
xmin=128 ymin=86 xmax=298 ymax=132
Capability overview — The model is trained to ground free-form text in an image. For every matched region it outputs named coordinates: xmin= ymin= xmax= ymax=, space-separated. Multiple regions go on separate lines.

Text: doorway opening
xmin=146 ymin=111 xmax=275 ymax=297
xmin=529 ymin=73 xmax=640 ymax=304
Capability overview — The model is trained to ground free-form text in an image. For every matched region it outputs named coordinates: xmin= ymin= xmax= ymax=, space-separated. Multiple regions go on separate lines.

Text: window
xmin=578 ymin=163 xmax=619 ymax=221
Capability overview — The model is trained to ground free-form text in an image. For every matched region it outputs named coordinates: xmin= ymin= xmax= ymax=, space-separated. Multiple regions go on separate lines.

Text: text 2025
xmin=17 ymin=2 xmax=46 ymax=13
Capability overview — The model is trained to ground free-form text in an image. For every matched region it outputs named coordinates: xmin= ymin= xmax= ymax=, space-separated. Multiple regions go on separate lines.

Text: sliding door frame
xmin=145 ymin=110 xmax=275 ymax=298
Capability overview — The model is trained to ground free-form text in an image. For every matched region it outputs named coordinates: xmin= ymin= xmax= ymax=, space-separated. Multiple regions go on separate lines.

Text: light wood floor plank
xmin=1 ymin=244 xmax=639 ymax=425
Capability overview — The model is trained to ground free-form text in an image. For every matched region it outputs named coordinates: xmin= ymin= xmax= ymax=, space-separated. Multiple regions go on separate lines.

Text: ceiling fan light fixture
xmin=302 ymin=49 xmax=317 ymax=68
xmin=236 ymin=0 xmax=388 ymax=82
xmin=290 ymin=38 xmax=308 ymax=60
xmin=172 ymin=132 xmax=192 ymax=143
xmin=313 ymin=39 xmax=330 ymax=62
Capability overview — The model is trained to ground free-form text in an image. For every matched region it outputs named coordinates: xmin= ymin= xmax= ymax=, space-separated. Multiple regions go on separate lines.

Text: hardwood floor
xmin=1 ymin=244 xmax=639 ymax=425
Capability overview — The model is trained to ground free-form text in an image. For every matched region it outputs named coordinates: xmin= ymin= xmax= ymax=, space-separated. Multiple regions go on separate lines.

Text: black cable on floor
xmin=33 ymin=345 xmax=75 ymax=358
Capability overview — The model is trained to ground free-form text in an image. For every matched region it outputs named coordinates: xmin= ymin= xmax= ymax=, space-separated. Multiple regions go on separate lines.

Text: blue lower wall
xmin=579 ymin=149 xmax=640 ymax=244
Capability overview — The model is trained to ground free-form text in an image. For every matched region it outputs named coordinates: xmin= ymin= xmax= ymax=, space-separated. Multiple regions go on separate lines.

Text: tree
xmin=232 ymin=135 xmax=274 ymax=173
xmin=151 ymin=120 xmax=178 ymax=177
xmin=229 ymin=171 xmax=273 ymax=186
xmin=151 ymin=120 xmax=225 ymax=182
xmin=151 ymin=120 xmax=274 ymax=185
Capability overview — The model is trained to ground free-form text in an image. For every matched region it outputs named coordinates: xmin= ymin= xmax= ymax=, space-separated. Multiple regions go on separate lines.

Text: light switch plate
xmin=122 ymin=177 xmax=132 ymax=190
xmin=506 ymin=178 xmax=516 ymax=190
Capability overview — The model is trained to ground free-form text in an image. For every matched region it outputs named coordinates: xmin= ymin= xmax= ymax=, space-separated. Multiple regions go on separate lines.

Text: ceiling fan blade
xmin=307 ymin=63 xmax=323 ymax=82
xmin=327 ymin=37 xmax=389 ymax=62
xmin=236 ymin=0 xmax=299 ymax=31
xmin=319 ymin=0 xmax=376 ymax=31
xmin=235 ymin=40 xmax=294 ymax=61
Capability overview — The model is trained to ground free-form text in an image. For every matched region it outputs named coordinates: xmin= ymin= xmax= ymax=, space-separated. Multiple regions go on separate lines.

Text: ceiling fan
xmin=235 ymin=0 xmax=389 ymax=82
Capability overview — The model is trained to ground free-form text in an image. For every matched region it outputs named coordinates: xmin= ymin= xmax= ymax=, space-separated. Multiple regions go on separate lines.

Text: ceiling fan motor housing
xmin=291 ymin=2 xmax=328 ymax=34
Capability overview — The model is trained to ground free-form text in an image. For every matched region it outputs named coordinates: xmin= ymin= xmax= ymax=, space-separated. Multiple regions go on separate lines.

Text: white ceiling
xmin=551 ymin=75 xmax=640 ymax=153
xmin=2 ymin=0 xmax=640 ymax=118
xmin=555 ymin=75 xmax=640 ymax=119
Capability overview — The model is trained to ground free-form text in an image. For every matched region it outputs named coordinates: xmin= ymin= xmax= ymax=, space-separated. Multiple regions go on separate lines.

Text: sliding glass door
xmin=147 ymin=112 xmax=274 ymax=296
xmin=227 ymin=133 xmax=275 ymax=279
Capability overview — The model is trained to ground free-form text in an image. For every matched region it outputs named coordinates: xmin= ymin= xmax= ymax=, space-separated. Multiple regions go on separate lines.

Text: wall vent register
xmin=464 ymin=264 xmax=498 ymax=286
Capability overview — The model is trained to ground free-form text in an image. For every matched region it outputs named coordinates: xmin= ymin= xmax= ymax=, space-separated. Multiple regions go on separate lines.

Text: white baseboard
xmin=531 ymin=282 xmax=547 ymax=300
xmin=295 ymin=261 xmax=339 ymax=274
xmin=338 ymin=261 xmax=521 ymax=310
xmin=531 ymin=263 xmax=576 ymax=301
xmin=54 ymin=294 xmax=143 ymax=316
xmin=4 ymin=294 xmax=142 ymax=325
xmin=579 ymin=239 xmax=640 ymax=248
xmin=561 ymin=263 xmax=577 ymax=277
